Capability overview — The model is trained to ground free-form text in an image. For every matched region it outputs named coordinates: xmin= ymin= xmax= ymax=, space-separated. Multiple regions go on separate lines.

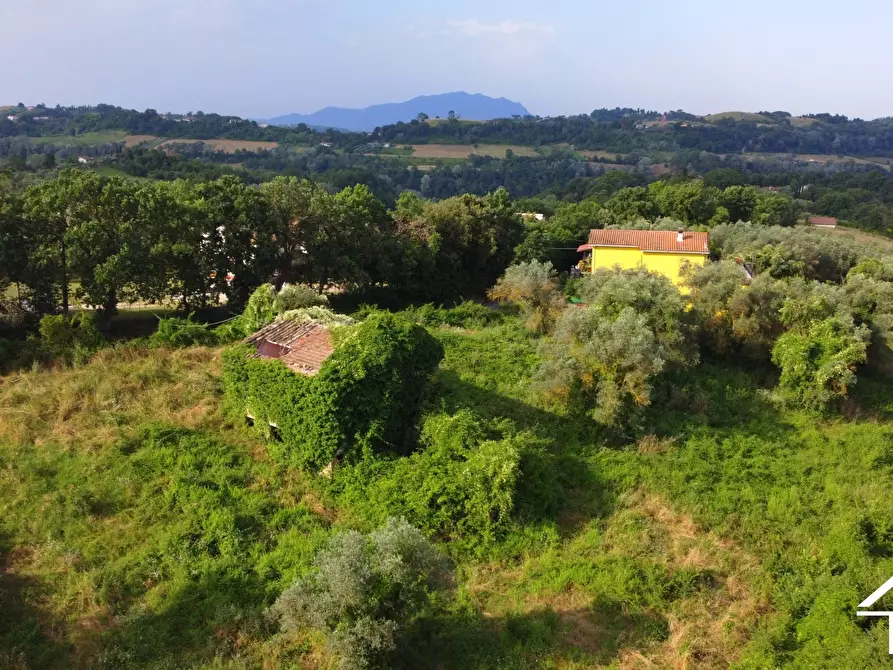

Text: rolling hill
xmin=263 ymin=92 xmax=530 ymax=131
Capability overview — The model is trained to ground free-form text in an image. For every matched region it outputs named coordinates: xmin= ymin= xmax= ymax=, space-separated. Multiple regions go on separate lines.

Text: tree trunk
xmin=103 ymin=289 xmax=118 ymax=319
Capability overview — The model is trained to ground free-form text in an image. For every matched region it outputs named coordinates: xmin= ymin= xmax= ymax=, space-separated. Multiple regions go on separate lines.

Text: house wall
xmin=641 ymin=252 xmax=708 ymax=288
xmin=590 ymin=245 xmax=707 ymax=291
xmin=592 ymin=247 xmax=642 ymax=271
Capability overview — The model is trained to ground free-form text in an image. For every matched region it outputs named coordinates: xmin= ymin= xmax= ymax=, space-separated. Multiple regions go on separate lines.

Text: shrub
xmin=398 ymin=302 xmax=505 ymax=329
xmin=222 ymin=313 xmax=444 ymax=470
xmin=336 ymin=411 xmax=556 ymax=551
xmin=242 ymin=284 xmax=277 ymax=333
xmin=536 ymin=268 xmax=697 ymax=429
xmin=488 ymin=260 xmax=567 ymax=333
xmin=279 ymin=306 xmax=355 ymax=328
xmin=150 ymin=317 xmax=218 ymax=348
xmin=38 ymin=312 xmax=104 ymax=366
xmin=771 ymin=317 xmax=870 ymax=410
xmin=269 ymin=518 xmax=450 ymax=670
xmin=274 ymin=284 xmax=328 ymax=312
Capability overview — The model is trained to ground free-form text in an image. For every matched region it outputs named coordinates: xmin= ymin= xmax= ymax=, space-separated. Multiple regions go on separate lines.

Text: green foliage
xmin=336 ymin=411 xmax=559 ymax=552
xmin=771 ymin=317 xmax=870 ymax=410
xmin=537 ymin=268 xmax=696 ymax=429
xmin=269 ymin=518 xmax=450 ymax=670
xmin=275 ymin=283 xmax=328 ymax=312
xmin=395 ymin=302 xmax=507 ymax=330
xmin=488 ymin=260 xmax=567 ymax=333
xmin=222 ymin=313 xmax=444 ymax=469
xmin=242 ymin=283 xmax=277 ymax=332
xmin=150 ymin=316 xmax=219 ymax=348
xmin=38 ymin=312 xmax=104 ymax=365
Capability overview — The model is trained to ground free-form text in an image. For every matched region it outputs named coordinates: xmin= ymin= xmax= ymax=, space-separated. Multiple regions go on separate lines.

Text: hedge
xmin=222 ymin=313 xmax=444 ymax=470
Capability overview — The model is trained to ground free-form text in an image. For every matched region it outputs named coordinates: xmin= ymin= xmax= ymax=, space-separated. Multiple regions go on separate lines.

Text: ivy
xmin=222 ymin=313 xmax=443 ymax=470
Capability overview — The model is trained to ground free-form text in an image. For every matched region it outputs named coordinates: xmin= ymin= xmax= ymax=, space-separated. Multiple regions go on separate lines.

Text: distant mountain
xmin=263 ymin=92 xmax=530 ymax=132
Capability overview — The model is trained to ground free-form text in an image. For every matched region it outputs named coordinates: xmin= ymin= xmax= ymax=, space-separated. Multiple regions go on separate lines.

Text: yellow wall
xmin=641 ymin=252 xmax=707 ymax=287
xmin=590 ymin=246 xmax=707 ymax=289
xmin=591 ymin=247 xmax=642 ymax=271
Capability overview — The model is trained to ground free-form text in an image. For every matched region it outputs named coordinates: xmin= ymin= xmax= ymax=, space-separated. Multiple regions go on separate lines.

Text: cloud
xmin=444 ymin=18 xmax=555 ymax=38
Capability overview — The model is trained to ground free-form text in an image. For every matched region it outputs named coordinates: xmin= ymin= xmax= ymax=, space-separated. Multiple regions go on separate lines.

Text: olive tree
xmin=488 ymin=260 xmax=567 ymax=333
xmin=269 ymin=518 xmax=450 ymax=670
xmin=536 ymin=268 xmax=697 ymax=429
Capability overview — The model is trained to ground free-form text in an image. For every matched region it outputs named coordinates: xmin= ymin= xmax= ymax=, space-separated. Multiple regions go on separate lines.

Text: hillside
xmin=2 ymin=310 xmax=893 ymax=668
xmin=263 ymin=92 xmax=531 ymax=131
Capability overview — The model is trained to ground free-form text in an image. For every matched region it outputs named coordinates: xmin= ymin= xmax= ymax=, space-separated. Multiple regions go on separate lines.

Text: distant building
xmin=319 ymin=142 xmax=332 ymax=148
xmin=77 ymin=156 xmax=91 ymax=164
xmin=577 ymin=228 xmax=709 ymax=290
xmin=6 ymin=115 xmax=15 ymax=122
xmin=520 ymin=212 xmax=545 ymax=222
xmin=809 ymin=216 xmax=838 ymax=228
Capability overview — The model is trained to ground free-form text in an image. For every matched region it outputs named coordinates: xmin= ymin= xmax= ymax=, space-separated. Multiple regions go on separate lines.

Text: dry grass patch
xmin=403 ymin=143 xmax=539 ymax=159
xmin=0 ymin=345 xmax=223 ymax=450
xmin=159 ymin=138 xmax=279 ymax=153
xmin=467 ymin=489 xmax=770 ymax=669
xmin=122 ymin=135 xmax=158 ymax=147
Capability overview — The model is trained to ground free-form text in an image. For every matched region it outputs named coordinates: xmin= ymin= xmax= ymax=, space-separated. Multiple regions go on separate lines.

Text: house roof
xmin=246 ymin=320 xmax=334 ymax=376
xmin=808 ymin=216 xmax=838 ymax=227
xmin=578 ymin=229 xmax=709 ymax=254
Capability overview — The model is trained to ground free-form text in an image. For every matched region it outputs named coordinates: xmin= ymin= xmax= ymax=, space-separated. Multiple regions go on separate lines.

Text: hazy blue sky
xmin=2 ymin=0 xmax=891 ymax=119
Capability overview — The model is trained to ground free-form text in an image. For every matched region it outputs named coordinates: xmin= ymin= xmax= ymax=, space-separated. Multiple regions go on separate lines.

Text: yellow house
xmin=577 ymin=229 xmax=709 ymax=288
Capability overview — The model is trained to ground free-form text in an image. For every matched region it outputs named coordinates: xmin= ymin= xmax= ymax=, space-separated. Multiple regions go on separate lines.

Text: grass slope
xmin=30 ymin=131 xmax=129 ymax=146
xmin=1 ymin=320 xmax=892 ymax=667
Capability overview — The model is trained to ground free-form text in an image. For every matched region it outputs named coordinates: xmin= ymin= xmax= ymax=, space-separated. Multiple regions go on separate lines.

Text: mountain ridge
xmin=263 ymin=92 xmax=530 ymax=131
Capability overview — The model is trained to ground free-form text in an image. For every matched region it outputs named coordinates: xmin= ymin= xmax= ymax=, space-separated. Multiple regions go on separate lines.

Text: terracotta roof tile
xmin=808 ymin=216 xmax=838 ymax=226
xmin=246 ymin=320 xmax=334 ymax=376
xmin=578 ymin=229 xmax=709 ymax=254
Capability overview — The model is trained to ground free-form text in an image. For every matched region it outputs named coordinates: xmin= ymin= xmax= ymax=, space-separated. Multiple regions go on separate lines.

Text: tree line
xmin=368 ymin=113 xmax=893 ymax=157
xmin=0 ymin=170 xmax=521 ymax=319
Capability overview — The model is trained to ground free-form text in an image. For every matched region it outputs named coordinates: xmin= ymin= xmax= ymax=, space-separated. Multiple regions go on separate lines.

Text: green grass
xmin=30 ymin=131 xmax=129 ymax=146
xmin=1 ymin=317 xmax=892 ymax=667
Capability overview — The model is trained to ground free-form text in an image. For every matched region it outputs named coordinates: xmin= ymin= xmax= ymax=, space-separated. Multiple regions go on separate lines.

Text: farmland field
xmin=159 ymin=138 xmax=279 ymax=153
xmin=30 ymin=131 xmax=129 ymax=146
xmin=742 ymin=152 xmax=892 ymax=170
xmin=402 ymin=143 xmax=540 ymax=158
xmin=704 ymin=111 xmax=772 ymax=123
xmin=122 ymin=134 xmax=159 ymax=148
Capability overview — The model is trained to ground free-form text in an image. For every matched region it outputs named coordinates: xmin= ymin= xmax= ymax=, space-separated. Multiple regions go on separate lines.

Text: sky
xmin=2 ymin=0 xmax=892 ymax=120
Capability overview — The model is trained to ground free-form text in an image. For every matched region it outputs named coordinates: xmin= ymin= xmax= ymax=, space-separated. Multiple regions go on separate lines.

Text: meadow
xmin=2 ymin=308 xmax=892 ymax=668
xmin=401 ymin=144 xmax=541 ymax=159
xmin=158 ymin=139 xmax=280 ymax=153
xmin=31 ymin=131 xmax=129 ymax=146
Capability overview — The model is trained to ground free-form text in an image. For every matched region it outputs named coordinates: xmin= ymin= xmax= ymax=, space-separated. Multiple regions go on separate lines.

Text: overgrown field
xmin=159 ymin=139 xmax=280 ymax=153
xmin=402 ymin=144 xmax=541 ymax=159
xmin=2 ymin=317 xmax=893 ymax=668
xmin=31 ymin=131 xmax=129 ymax=146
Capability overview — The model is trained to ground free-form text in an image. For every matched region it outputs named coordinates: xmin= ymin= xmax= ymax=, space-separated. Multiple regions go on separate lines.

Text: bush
xmin=279 ymin=306 xmax=355 ymax=328
xmin=242 ymin=284 xmax=277 ymax=333
xmin=150 ymin=317 xmax=218 ymax=348
xmin=771 ymin=317 xmax=870 ymax=410
xmin=537 ymin=268 xmax=697 ymax=429
xmin=38 ymin=312 xmax=104 ymax=366
xmin=336 ymin=411 xmax=557 ymax=552
xmin=222 ymin=313 xmax=444 ymax=470
xmin=398 ymin=301 xmax=505 ymax=329
xmin=269 ymin=518 xmax=450 ymax=670
xmin=274 ymin=284 xmax=328 ymax=312
xmin=488 ymin=260 xmax=567 ymax=333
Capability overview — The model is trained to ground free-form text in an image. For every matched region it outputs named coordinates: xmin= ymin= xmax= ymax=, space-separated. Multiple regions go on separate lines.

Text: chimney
xmin=677 ymin=228 xmax=684 ymax=244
